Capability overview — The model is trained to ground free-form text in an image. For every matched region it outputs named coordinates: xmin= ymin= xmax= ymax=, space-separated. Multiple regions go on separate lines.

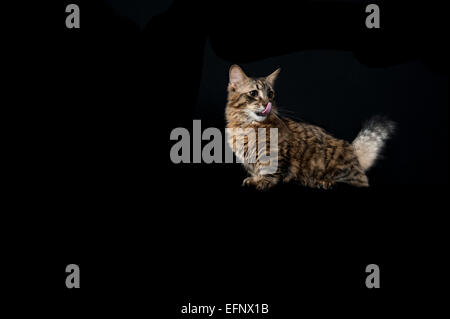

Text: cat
xmin=225 ymin=65 xmax=395 ymax=190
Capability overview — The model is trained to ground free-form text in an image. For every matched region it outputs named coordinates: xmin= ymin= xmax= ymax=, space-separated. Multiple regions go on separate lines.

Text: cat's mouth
xmin=254 ymin=102 xmax=272 ymax=117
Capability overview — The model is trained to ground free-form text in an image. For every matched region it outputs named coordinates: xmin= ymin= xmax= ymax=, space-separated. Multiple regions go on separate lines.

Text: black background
xmin=9 ymin=0 xmax=448 ymax=317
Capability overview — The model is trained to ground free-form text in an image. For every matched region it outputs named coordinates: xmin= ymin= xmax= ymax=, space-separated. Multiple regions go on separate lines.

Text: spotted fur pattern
xmin=225 ymin=65 xmax=394 ymax=190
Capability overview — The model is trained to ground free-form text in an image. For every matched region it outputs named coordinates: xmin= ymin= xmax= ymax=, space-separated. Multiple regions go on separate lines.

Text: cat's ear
xmin=229 ymin=65 xmax=248 ymax=88
xmin=266 ymin=68 xmax=281 ymax=86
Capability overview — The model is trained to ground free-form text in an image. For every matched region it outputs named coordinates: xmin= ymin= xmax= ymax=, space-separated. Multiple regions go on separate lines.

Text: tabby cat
xmin=225 ymin=65 xmax=394 ymax=190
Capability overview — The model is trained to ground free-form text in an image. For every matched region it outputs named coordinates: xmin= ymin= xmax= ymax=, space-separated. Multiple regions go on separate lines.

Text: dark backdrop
xmin=9 ymin=0 xmax=448 ymax=317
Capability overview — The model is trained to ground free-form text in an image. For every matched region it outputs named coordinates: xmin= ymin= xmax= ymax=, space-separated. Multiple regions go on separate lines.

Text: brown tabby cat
xmin=225 ymin=65 xmax=394 ymax=190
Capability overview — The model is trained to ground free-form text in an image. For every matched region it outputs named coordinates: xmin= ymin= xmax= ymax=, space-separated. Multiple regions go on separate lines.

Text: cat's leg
xmin=243 ymin=174 xmax=280 ymax=190
xmin=303 ymin=177 xmax=335 ymax=189
xmin=242 ymin=165 xmax=258 ymax=186
xmin=333 ymin=166 xmax=369 ymax=187
xmin=344 ymin=173 xmax=369 ymax=187
xmin=242 ymin=176 xmax=256 ymax=187
xmin=255 ymin=175 xmax=280 ymax=190
xmin=319 ymin=179 xmax=335 ymax=189
xmin=242 ymin=150 xmax=284 ymax=189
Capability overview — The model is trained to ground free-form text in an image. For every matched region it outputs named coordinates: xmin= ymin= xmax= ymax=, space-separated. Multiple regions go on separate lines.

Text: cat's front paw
xmin=242 ymin=176 xmax=277 ymax=190
xmin=320 ymin=180 xmax=334 ymax=190
xmin=242 ymin=177 xmax=257 ymax=187
xmin=254 ymin=178 xmax=277 ymax=191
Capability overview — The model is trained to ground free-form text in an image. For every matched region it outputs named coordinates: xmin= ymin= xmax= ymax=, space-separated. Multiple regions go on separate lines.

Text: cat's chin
xmin=248 ymin=111 xmax=268 ymax=122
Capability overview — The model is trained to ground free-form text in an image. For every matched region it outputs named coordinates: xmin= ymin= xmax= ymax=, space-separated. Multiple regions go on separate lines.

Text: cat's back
xmin=282 ymin=117 xmax=332 ymax=143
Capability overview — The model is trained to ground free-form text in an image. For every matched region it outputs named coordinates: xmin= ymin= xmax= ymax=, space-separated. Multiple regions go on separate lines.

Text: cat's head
xmin=226 ymin=65 xmax=280 ymax=123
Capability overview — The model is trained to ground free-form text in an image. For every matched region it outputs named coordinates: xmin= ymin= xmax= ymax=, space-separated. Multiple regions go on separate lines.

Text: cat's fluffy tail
xmin=352 ymin=116 xmax=395 ymax=171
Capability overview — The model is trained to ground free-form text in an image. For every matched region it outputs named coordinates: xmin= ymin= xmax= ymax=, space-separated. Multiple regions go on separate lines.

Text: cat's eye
xmin=249 ymin=90 xmax=258 ymax=97
xmin=268 ymin=91 xmax=274 ymax=98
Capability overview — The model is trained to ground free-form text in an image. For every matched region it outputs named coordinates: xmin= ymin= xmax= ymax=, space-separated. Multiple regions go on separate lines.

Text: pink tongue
xmin=262 ymin=102 xmax=272 ymax=115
